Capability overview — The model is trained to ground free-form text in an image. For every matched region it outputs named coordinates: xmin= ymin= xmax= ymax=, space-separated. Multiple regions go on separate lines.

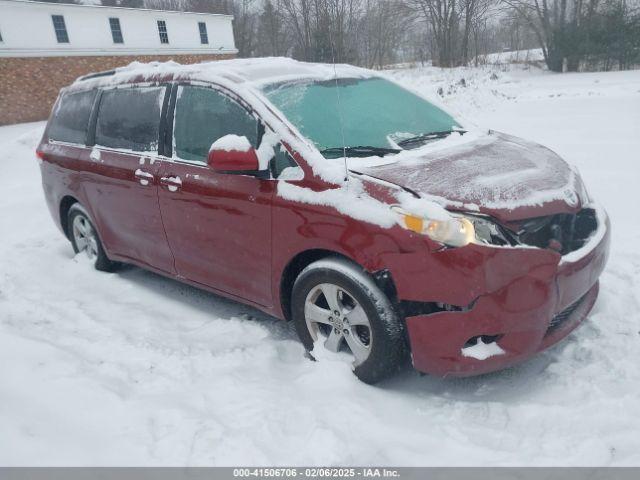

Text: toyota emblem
xmin=564 ymin=189 xmax=579 ymax=207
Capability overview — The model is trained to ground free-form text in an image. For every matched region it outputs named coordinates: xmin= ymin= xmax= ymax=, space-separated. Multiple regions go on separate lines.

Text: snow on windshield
xmin=261 ymin=77 xmax=460 ymax=155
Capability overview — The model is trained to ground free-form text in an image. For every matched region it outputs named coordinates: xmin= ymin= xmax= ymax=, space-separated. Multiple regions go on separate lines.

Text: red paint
xmin=79 ymin=148 xmax=175 ymax=274
xmin=156 ymin=161 xmax=274 ymax=306
xmin=208 ymin=147 xmax=259 ymax=172
xmin=404 ymin=223 xmax=609 ymax=376
xmin=37 ymin=73 xmax=610 ymax=377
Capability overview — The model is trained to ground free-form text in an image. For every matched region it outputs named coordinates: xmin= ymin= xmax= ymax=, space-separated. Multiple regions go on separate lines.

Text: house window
xmin=198 ymin=22 xmax=208 ymax=44
xmin=109 ymin=18 xmax=124 ymax=44
xmin=157 ymin=20 xmax=169 ymax=44
xmin=51 ymin=15 xmax=69 ymax=43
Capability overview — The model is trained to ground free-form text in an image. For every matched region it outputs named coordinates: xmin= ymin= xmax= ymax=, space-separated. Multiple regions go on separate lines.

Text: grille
xmin=513 ymin=208 xmax=597 ymax=255
xmin=547 ymin=295 xmax=586 ymax=333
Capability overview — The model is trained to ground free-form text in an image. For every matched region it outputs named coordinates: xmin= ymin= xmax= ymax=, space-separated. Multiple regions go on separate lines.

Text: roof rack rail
xmin=78 ymin=70 xmax=117 ymax=81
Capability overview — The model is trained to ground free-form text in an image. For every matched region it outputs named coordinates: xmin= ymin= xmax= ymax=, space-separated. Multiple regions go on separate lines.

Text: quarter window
xmin=95 ymin=87 xmax=165 ymax=152
xmin=51 ymin=15 xmax=69 ymax=43
xmin=49 ymin=89 xmax=97 ymax=144
xmin=272 ymin=147 xmax=300 ymax=179
xmin=157 ymin=20 xmax=169 ymax=44
xmin=109 ymin=18 xmax=124 ymax=44
xmin=173 ymin=86 xmax=258 ymax=163
xmin=198 ymin=22 xmax=208 ymax=44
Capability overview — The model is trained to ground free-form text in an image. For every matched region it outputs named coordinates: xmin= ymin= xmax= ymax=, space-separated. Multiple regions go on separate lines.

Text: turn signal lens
xmin=403 ymin=214 xmax=424 ymax=233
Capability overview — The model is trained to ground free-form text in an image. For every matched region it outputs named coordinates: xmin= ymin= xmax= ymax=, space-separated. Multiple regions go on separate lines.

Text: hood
xmin=357 ymin=131 xmax=586 ymax=223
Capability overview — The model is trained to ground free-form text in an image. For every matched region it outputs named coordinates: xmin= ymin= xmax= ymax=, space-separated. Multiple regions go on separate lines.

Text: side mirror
xmin=208 ymin=135 xmax=260 ymax=173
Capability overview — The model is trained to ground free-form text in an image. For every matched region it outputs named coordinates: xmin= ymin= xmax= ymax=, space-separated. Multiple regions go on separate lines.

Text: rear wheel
xmin=291 ymin=257 xmax=407 ymax=384
xmin=68 ymin=204 xmax=117 ymax=272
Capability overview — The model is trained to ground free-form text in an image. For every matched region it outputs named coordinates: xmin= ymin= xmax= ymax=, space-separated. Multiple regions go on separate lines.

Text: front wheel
xmin=291 ymin=257 xmax=407 ymax=384
xmin=68 ymin=203 xmax=117 ymax=272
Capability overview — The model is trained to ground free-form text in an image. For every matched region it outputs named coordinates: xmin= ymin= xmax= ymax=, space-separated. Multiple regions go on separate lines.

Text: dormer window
xmin=157 ymin=20 xmax=169 ymax=44
xmin=109 ymin=18 xmax=124 ymax=44
xmin=51 ymin=15 xmax=69 ymax=43
xmin=198 ymin=22 xmax=208 ymax=44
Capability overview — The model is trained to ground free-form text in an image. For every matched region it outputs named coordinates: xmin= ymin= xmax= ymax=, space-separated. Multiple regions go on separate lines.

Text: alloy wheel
xmin=304 ymin=283 xmax=372 ymax=366
xmin=72 ymin=214 xmax=99 ymax=260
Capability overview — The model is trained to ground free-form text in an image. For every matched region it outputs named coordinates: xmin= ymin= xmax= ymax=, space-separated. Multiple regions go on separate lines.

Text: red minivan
xmin=37 ymin=59 xmax=610 ymax=383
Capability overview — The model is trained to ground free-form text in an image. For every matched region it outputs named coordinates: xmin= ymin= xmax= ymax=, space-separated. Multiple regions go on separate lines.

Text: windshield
xmin=261 ymin=77 xmax=460 ymax=158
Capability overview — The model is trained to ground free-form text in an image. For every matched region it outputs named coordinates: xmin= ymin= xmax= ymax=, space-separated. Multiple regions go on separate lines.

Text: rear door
xmin=157 ymin=83 xmax=274 ymax=306
xmin=79 ymin=84 xmax=175 ymax=274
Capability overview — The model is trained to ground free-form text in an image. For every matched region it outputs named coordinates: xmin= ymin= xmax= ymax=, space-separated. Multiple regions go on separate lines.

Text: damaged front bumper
xmin=382 ymin=206 xmax=611 ymax=377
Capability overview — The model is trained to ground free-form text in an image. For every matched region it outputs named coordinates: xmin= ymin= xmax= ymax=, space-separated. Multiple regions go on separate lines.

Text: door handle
xmin=160 ymin=175 xmax=182 ymax=192
xmin=134 ymin=168 xmax=154 ymax=186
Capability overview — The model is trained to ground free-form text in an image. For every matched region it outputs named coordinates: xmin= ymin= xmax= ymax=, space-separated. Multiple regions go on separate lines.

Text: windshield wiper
xmin=320 ymin=146 xmax=401 ymax=158
xmin=397 ymin=129 xmax=466 ymax=148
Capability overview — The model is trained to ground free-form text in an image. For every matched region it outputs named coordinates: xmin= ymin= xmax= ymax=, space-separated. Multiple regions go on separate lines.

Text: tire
xmin=68 ymin=203 xmax=117 ymax=272
xmin=291 ymin=256 xmax=407 ymax=384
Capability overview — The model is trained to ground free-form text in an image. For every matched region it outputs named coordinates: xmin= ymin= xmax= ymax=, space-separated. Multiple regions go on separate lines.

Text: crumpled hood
xmin=358 ymin=131 xmax=586 ymax=223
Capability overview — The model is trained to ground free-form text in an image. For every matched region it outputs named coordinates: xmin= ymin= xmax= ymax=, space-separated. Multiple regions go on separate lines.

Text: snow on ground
xmin=477 ymin=48 xmax=545 ymax=65
xmin=1 ymin=64 xmax=640 ymax=466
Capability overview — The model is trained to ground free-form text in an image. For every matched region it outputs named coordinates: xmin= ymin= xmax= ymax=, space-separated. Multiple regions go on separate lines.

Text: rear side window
xmin=173 ymin=86 xmax=258 ymax=162
xmin=95 ymin=87 xmax=165 ymax=152
xmin=49 ymin=89 xmax=97 ymax=144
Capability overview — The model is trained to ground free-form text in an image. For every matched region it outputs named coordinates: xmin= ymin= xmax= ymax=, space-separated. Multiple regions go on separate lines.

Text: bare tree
xmin=280 ymin=0 xmax=314 ymax=59
xmin=144 ymin=0 xmax=190 ymax=11
xmin=405 ymin=0 xmax=495 ymax=66
xmin=407 ymin=0 xmax=460 ymax=66
xmin=357 ymin=0 xmax=414 ymax=68
xmin=277 ymin=0 xmax=362 ymax=62
xmin=460 ymin=0 xmax=492 ymax=64
xmin=229 ymin=0 xmax=258 ymax=57
xmin=500 ymin=0 xmax=602 ymax=71
xmin=187 ymin=0 xmax=231 ymax=13
xmin=108 ymin=0 xmax=638 ymax=72
xmin=256 ymin=0 xmax=289 ymax=56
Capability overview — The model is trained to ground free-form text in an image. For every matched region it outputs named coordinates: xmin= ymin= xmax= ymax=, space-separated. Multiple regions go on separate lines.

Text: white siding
xmin=0 ymin=0 xmax=237 ymax=57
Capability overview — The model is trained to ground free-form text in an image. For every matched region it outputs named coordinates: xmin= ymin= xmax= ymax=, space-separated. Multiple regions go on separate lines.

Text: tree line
xmin=39 ymin=0 xmax=640 ymax=71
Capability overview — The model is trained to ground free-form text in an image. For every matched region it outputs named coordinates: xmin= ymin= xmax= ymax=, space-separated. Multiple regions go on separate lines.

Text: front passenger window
xmin=173 ymin=86 xmax=259 ymax=163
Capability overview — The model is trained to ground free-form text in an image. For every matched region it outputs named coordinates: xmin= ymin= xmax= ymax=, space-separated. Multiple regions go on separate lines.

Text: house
xmin=0 ymin=0 xmax=237 ymax=125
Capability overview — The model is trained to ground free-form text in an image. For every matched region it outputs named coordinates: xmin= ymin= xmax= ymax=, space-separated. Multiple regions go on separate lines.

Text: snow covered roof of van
xmin=74 ymin=57 xmax=375 ymax=88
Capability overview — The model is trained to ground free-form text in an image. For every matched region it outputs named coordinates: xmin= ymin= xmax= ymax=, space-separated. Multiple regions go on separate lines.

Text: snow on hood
xmin=357 ymin=131 xmax=587 ymax=223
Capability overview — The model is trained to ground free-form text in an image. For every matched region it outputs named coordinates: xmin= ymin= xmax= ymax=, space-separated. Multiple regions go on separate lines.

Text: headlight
xmin=391 ymin=206 xmax=475 ymax=247
xmin=467 ymin=215 xmax=510 ymax=246
xmin=392 ymin=207 xmax=509 ymax=248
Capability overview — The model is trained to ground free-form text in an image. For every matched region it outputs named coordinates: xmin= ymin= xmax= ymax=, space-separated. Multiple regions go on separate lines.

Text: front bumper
xmin=383 ymin=206 xmax=610 ymax=377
